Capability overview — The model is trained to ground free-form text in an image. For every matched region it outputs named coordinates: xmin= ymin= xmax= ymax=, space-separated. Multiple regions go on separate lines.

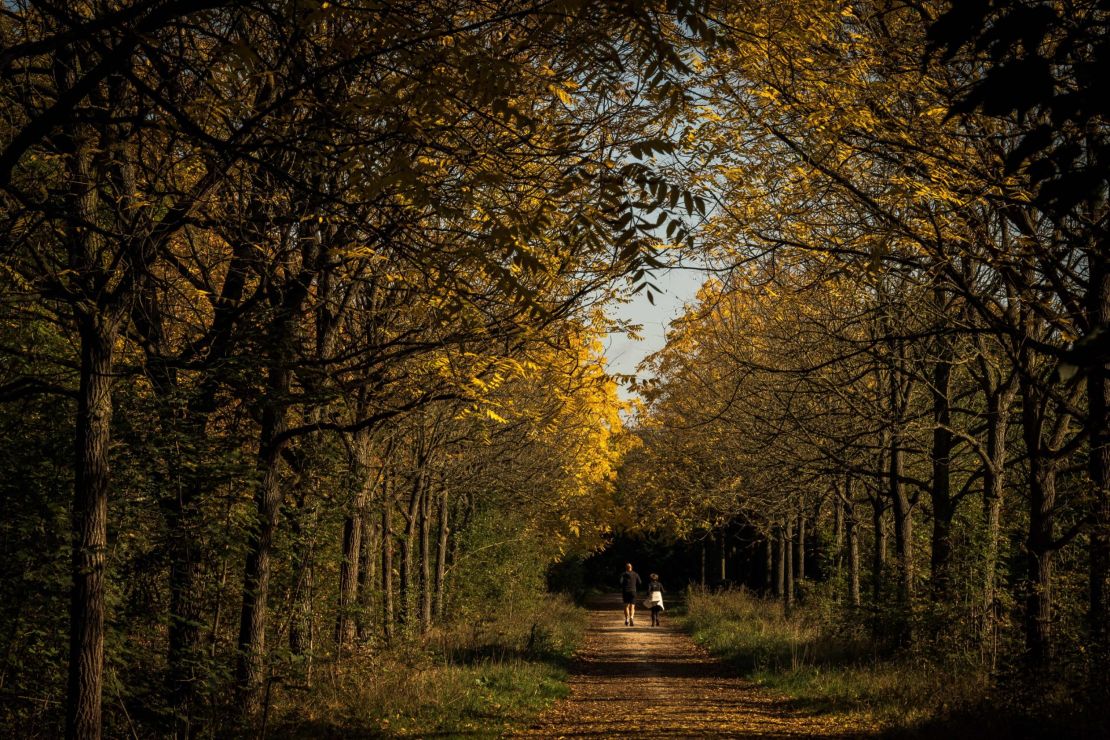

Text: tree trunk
xmin=235 ymin=364 xmax=290 ymax=716
xmin=381 ymin=471 xmax=395 ymax=641
xmin=356 ymin=511 xmax=379 ymax=641
xmin=810 ymin=500 xmax=822 ymax=574
xmin=288 ymin=531 xmax=315 ymax=686
xmin=764 ymin=537 xmax=773 ymax=595
xmin=890 ymin=435 xmax=914 ymax=608
xmin=784 ymin=519 xmax=794 ymax=611
xmin=890 ymin=431 xmax=913 ymax=643
xmin=336 ymin=510 xmax=363 ymax=654
xmin=399 ymin=466 xmax=425 ymax=630
xmin=846 ymin=499 xmax=861 ymax=608
xmin=66 ymin=315 xmax=116 ymax=740
xmin=60 ymin=69 xmax=121 ymax=738
xmin=287 ymin=485 xmax=317 ymax=685
xmin=774 ymin=525 xmax=785 ymax=598
xmin=794 ymin=514 xmax=805 ymax=584
xmin=336 ymin=432 xmax=374 ymax=654
xmin=887 ymin=337 xmax=915 ymax=614
xmin=131 ymin=266 xmax=208 ymax=740
xmin=157 ymin=237 xmax=253 ymax=737
xmin=833 ymin=492 xmax=844 ymax=580
xmin=434 ymin=485 xmax=450 ymax=622
xmin=1087 ymin=249 xmax=1110 ymax=675
xmin=982 ymin=386 xmax=1008 ymax=625
xmin=929 ymin=339 xmax=955 ymax=603
xmin=871 ymin=496 xmax=887 ymax=603
xmin=399 ymin=523 xmax=414 ymax=629
xmin=234 ymin=215 xmax=321 ymax=716
xmin=718 ymin=529 xmax=727 ymax=582
xmin=420 ymin=480 xmax=433 ymax=632
xmin=1022 ymin=374 xmax=1056 ymax=667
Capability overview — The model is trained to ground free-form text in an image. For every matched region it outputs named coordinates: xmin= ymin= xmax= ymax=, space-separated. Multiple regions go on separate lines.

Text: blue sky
xmin=604 ymin=266 xmax=708 ymax=396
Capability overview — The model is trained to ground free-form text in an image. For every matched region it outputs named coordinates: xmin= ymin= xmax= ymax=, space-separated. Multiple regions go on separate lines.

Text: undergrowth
xmin=682 ymin=587 xmax=1108 ymax=738
xmin=268 ymin=594 xmax=586 ymax=738
xmin=682 ymin=588 xmax=986 ymax=733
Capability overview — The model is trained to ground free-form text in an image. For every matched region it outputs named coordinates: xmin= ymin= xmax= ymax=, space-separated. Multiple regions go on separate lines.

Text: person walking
xmin=619 ymin=563 xmax=641 ymax=626
xmin=647 ymin=573 xmax=665 ymax=626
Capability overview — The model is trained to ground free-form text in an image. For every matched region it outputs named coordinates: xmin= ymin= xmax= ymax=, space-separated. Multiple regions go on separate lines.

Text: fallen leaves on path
xmin=513 ymin=594 xmax=876 ymax=738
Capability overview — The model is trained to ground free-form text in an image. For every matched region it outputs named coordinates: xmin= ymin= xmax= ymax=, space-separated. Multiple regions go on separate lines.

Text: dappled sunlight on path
xmin=514 ymin=594 xmax=874 ymax=738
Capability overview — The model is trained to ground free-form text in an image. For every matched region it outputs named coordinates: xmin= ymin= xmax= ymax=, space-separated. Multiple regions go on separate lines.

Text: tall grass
xmin=268 ymin=594 xmax=586 ymax=737
xmin=682 ymin=588 xmax=990 ymax=732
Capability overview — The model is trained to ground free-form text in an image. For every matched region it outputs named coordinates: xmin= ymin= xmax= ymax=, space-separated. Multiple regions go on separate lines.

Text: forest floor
xmin=512 ymin=593 xmax=877 ymax=738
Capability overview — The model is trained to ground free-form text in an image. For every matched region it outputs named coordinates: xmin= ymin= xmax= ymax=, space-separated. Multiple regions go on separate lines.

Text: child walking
xmin=647 ymin=573 xmax=665 ymax=626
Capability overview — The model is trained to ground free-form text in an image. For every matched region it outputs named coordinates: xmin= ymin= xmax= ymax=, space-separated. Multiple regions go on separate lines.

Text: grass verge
xmin=681 ymin=588 xmax=1110 ymax=738
xmin=269 ymin=594 xmax=586 ymax=737
xmin=681 ymin=588 xmax=985 ymax=733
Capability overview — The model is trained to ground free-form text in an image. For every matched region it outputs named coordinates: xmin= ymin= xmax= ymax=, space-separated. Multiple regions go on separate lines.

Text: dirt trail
xmin=514 ymin=594 xmax=872 ymax=738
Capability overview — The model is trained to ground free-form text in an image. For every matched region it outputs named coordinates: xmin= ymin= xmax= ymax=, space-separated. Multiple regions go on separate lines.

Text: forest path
xmin=512 ymin=593 xmax=873 ymax=738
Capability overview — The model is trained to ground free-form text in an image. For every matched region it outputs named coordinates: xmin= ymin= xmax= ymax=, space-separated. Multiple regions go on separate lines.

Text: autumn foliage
xmin=624 ymin=0 xmax=1109 ymax=727
xmin=1 ymin=0 xmax=1107 ymax=736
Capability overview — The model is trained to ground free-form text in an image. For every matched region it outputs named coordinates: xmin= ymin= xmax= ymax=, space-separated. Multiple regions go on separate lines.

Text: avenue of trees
xmin=625 ymin=0 xmax=1108 ymax=707
xmin=2 ymin=0 xmax=1107 ymax=736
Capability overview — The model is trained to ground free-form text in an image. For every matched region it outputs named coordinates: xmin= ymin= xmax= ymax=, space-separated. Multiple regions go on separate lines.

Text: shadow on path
xmin=512 ymin=593 xmax=875 ymax=739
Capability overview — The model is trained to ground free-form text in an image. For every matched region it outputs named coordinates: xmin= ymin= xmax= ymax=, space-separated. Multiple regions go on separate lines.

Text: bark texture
xmin=67 ymin=316 xmax=116 ymax=740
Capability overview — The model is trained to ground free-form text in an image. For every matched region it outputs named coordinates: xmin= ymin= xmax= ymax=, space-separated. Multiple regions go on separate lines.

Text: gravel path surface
xmin=513 ymin=593 xmax=874 ymax=738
